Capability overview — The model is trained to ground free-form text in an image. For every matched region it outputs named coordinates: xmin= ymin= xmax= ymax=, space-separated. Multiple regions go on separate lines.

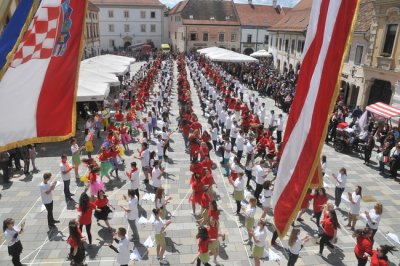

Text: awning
xmin=366 ymin=102 xmax=400 ymax=118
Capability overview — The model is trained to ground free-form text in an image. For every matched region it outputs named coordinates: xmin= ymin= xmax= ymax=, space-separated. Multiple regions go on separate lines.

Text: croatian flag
xmin=272 ymin=0 xmax=360 ymax=237
xmin=0 ymin=0 xmax=87 ymax=151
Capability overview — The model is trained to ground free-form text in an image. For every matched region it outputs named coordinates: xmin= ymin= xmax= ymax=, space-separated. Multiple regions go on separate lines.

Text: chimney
xmin=273 ymin=0 xmax=277 ymax=8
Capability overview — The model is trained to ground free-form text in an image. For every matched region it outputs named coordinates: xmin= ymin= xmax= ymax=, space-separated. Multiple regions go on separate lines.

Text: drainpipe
xmin=255 ymin=26 xmax=259 ymax=51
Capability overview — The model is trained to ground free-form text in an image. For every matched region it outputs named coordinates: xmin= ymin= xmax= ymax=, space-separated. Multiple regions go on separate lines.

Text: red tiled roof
xmin=354 ymin=0 xmax=373 ymax=32
xmin=235 ymin=3 xmax=287 ymax=27
xmin=91 ymin=0 xmax=164 ymax=7
xmin=180 ymin=0 xmax=240 ymax=26
xmin=168 ymin=0 xmax=188 ymax=15
xmin=182 ymin=19 xmax=240 ymax=26
xmin=269 ymin=0 xmax=312 ymax=33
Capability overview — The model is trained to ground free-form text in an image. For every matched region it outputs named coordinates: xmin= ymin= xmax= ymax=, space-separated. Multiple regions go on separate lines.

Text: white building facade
xmin=92 ymin=0 xmax=165 ymax=52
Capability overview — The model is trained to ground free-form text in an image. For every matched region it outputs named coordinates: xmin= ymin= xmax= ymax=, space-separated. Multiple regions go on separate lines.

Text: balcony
xmin=376 ymin=55 xmax=393 ymax=71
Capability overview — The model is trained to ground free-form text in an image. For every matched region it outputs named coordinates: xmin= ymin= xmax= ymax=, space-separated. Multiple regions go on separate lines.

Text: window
xmin=124 ymin=24 xmax=129 ymax=32
xmin=231 ymin=33 xmax=236 ymax=42
xmin=108 ymin=10 xmax=113 ymax=18
xmin=297 ymin=40 xmax=304 ymax=53
xmin=190 ymin=33 xmax=197 ymax=41
xmin=291 ymin=39 xmax=295 ymax=54
xmin=140 ymin=11 xmax=146 ymax=18
xmin=279 ymin=38 xmax=282 ymax=50
xmin=174 ymin=32 xmax=177 ymax=40
xmin=140 ymin=24 xmax=146 ymax=32
xmin=264 ymin=35 xmax=269 ymax=45
xmin=108 ymin=24 xmax=114 ymax=32
xmin=247 ymin=34 xmax=252 ymax=43
xmin=109 ymin=39 xmax=115 ymax=48
xmin=285 ymin=39 xmax=289 ymax=52
xmin=219 ymin=33 xmax=224 ymax=42
xmin=124 ymin=10 xmax=129 ymax=18
xmin=203 ymin=33 xmax=208 ymax=41
xmin=354 ymin=45 xmax=364 ymax=66
xmin=151 ymin=24 xmax=156 ymax=32
xmin=151 ymin=11 xmax=156 ymax=18
xmin=382 ymin=24 xmax=398 ymax=56
xmin=275 ymin=37 xmax=278 ymax=47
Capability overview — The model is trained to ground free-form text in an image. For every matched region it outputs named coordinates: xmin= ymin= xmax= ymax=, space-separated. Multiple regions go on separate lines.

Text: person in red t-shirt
xmin=189 ymin=174 xmax=203 ymax=215
xmin=201 ymin=155 xmax=214 ymax=173
xmin=77 ymin=193 xmax=97 ymax=245
xmin=369 ymin=245 xmax=397 ymax=266
xmin=114 ymin=110 xmax=124 ymax=122
xmin=319 ymin=210 xmax=340 ymax=256
xmin=67 ymin=219 xmax=85 ymax=265
xmin=207 ymin=217 xmax=225 ymax=264
xmin=191 ymin=226 xmax=214 ymax=265
xmin=94 ymin=190 xmax=114 ymax=229
xmin=354 ymin=227 xmax=373 ymax=266
xmin=311 ymin=187 xmax=328 ymax=228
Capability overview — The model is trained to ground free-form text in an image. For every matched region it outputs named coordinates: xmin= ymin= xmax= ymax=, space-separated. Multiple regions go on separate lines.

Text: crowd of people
xmin=1 ymin=53 xmax=399 ymax=266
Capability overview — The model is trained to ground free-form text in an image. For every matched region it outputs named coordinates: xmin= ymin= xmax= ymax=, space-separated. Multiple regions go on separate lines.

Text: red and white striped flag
xmin=272 ymin=0 xmax=360 ymax=237
xmin=0 ymin=0 xmax=87 ymax=152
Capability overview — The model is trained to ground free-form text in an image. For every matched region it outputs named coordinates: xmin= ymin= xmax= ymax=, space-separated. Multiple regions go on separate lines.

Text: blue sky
xmin=159 ymin=0 xmax=301 ymax=8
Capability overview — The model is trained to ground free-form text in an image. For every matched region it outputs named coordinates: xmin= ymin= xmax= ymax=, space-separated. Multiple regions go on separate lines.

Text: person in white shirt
xmin=3 ymin=218 xmax=24 ymax=266
xmin=276 ymin=114 xmax=284 ymax=144
xmin=229 ymin=121 xmax=238 ymax=148
xmin=223 ymin=137 xmax=232 ymax=176
xmin=229 ymin=173 xmax=245 ymax=214
xmin=253 ymin=160 xmax=271 ymax=205
xmin=211 ymin=123 xmax=219 ymax=151
xmin=259 ymin=103 xmax=266 ymax=125
xmin=242 ymin=197 xmax=257 ymax=243
xmin=219 ymin=109 xmax=227 ymax=133
xmin=235 ymin=131 xmax=245 ymax=162
xmin=126 ymin=162 xmax=140 ymax=199
xmin=120 ymin=189 xmax=140 ymax=242
xmin=135 ymin=142 xmax=150 ymax=183
xmin=332 ymin=167 xmax=347 ymax=209
xmin=225 ymin=112 xmax=233 ymax=136
xmin=151 ymin=161 xmax=164 ymax=192
xmin=40 ymin=173 xmax=59 ymax=228
xmin=268 ymin=110 xmax=276 ymax=130
xmin=347 ymin=186 xmax=362 ymax=231
xmin=112 ymin=227 xmax=130 ymax=266
xmin=260 ymin=180 xmax=273 ymax=219
xmin=156 ymin=135 xmax=165 ymax=161
xmin=365 ymin=203 xmax=382 ymax=243
xmin=152 ymin=208 xmax=172 ymax=263
xmin=60 ymin=154 xmax=73 ymax=202
xmin=287 ymin=228 xmax=310 ymax=266
xmin=251 ymin=219 xmax=268 ymax=266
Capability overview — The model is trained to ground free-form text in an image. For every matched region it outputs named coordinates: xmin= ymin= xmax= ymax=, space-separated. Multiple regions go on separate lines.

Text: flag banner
xmin=272 ymin=0 xmax=360 ymax=238
xmin=310 ymin=164 xmax=323 ymax=188
xmin=0 ymin=0 xmax=87 ymax=152
xmin=0 ymin=0 xmax=38 ymax=72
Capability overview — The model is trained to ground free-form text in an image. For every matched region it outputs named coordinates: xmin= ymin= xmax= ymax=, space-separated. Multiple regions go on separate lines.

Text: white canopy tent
xmin=77 ymin=54 xmax=135 ymax=102
xmin=208 ymin=51 xmax=258 ymax=63
xmin=250 ymin=49 xmax=272 ymax=58
xmin=197 ymin=47 xmax=225 ymax=55
xmin=77 ymin=80 xmax=110 ymax=102
xmin=198 ymin=46 xmax=258 ymax=63
xmin=79 ymin=69 xmax=120 ymax=86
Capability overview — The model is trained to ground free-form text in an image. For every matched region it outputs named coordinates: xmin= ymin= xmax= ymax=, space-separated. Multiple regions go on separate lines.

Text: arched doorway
xmin=367 ymin=79 xmax=392 ymax=105
xmin=124 ymin=41 xmax=131 ymax=50
xmin=243 ymin=48 xmax=254 ymax=55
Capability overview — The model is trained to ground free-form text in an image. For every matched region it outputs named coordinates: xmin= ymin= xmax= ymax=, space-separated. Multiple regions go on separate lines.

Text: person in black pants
xmin=39 ymin=173 xmax=60 ymax=228
xmin=0 ymin=151 xmax=10 ymax=183
xmin=364 ymin=135 xmax=375 ymax=165
xmin=3 ymin=218 xmax=25 ymax=266
xmin=319 ymin=210 xmax=340 ymax=256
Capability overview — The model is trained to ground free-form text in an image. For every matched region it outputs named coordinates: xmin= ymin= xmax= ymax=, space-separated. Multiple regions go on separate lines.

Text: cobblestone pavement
xmin=1 ymin=61 xmax=400 ymax=266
